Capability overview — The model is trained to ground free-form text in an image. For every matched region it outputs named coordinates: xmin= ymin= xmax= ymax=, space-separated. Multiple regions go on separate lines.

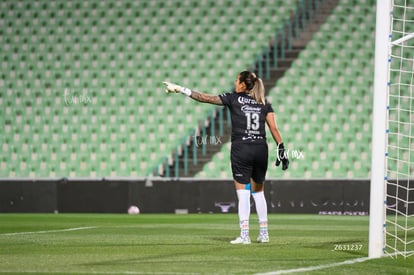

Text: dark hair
xmin=238 ymin=71 xmax=256 ymax=90
xmin=238 ymin=71 xmax=265 ymax=104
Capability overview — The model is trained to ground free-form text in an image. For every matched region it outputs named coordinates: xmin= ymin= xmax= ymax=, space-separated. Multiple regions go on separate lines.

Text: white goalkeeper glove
xmin=163 ymin=81 xmax=192 ymax=96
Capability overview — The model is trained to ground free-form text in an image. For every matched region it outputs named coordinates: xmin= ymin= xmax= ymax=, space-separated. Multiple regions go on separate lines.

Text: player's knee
xmin=251 ymin=183 xmax=264 ymax=193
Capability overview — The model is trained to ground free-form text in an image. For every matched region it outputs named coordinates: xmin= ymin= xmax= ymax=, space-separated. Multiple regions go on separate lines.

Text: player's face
xmin=234 ymin=76 xmax=246 ymax=93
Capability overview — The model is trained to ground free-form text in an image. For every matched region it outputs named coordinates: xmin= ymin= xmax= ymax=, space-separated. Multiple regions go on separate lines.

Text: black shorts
xmin=230 ymin=142 xmax=268 ymax=184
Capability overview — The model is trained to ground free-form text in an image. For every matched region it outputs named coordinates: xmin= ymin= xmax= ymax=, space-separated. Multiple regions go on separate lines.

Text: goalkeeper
xmin=163 ymin=71 xmax=289 ymax=244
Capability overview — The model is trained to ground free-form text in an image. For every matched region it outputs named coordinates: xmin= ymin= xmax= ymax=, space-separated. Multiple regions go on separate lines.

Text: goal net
xmin=385 ymin=0 xmax=414 ymax=258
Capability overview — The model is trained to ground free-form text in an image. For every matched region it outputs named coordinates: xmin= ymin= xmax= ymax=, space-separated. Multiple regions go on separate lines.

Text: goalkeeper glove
xmin=163 ymin=81 xmax=192 ymax=96
xmin=275 ymin=143 xmax=289 ymax=170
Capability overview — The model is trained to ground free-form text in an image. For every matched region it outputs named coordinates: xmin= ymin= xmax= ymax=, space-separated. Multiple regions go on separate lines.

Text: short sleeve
xmin=219 ymin=92 xmax=232 ymax=106
xmin=265 ymin=101 xmax=274 ymax=114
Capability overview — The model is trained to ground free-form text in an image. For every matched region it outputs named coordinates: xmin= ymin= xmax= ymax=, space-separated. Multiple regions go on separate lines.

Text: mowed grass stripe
xmin=0 ymin=214 xmax=411 ymax=275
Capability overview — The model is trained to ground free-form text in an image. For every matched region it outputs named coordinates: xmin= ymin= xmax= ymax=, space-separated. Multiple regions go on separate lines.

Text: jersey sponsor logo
xmin=237 ymin=96 xmax=258 ymax=105
xmin=241 ymin=105 xmax=261 ymax=113
xmin=242 ymin=135 xmax=263 ymax=140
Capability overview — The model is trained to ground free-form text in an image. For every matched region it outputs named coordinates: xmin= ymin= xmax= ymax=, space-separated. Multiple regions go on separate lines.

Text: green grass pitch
xmin=0 ymin=214 xmax=412 ymax=274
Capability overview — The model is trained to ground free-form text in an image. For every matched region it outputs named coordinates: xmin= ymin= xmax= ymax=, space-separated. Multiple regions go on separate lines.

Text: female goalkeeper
xmin=163 ymin=71 xmax=289 ymax=244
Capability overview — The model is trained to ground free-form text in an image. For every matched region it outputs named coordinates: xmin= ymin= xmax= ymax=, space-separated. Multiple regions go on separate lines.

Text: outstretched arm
xmin=163 ymin=81 xmax=222 ymax=105
xmin=189 ymin=90 xmax=223 ymax=105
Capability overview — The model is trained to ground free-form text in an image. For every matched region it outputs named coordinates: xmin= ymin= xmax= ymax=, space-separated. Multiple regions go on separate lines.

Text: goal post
xmin=369 ymin=0 xmax=391 ymax=259
xmin=370 ymin=0 xmax=414 ymax=259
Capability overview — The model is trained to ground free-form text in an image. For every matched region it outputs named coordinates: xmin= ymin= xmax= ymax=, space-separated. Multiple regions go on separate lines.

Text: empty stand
xmin=0 ymin=0 xmax=300 ymax=178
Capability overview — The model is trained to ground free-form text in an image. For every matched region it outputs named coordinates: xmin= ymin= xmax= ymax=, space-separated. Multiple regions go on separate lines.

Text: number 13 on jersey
xmin=245 ymin=112 xmax=259 ymax=130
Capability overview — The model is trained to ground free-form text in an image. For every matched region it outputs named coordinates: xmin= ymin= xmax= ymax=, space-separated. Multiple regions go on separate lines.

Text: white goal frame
xmin=369 ymin=0 xmax=414 ymax=259
xmin=369 ymin=0 xmax=391 ymax=259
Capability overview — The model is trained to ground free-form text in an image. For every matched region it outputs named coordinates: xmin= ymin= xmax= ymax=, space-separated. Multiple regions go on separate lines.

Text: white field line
xmin=253 ymin=256 xmax=376 ymax=275
xmin=0 ymin=226 xmax=97 ymax=236
xmin=0 ymin=254 xmax=403 ymax=275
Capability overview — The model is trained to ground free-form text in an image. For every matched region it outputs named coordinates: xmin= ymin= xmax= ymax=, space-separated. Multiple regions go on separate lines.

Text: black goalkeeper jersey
xmin=219 ymin=92 xmax=274 ymax=144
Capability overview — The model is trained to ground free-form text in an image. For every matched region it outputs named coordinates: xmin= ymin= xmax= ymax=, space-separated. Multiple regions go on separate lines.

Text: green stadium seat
xmin=0 ymin=0 xmax=374 ymax=179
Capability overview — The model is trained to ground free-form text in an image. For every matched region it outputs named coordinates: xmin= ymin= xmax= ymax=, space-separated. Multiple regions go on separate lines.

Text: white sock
xmin=252 ymin=191 xmax=268 ymax=236
xmin=236 ymin=189 xmax=251 ymax=238
xmin=240 ymin=220 xmax=249 ymax=239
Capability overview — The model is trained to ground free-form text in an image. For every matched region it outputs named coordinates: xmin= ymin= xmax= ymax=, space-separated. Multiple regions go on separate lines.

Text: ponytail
xmin=251 ymin=77 xmax=265 ymax=105
xmin=238 ymin=71 xmax=266 ymax=104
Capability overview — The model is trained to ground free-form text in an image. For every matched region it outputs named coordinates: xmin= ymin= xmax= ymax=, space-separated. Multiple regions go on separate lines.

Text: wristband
xmin=181 ymin=87 xmax=192 ymax=97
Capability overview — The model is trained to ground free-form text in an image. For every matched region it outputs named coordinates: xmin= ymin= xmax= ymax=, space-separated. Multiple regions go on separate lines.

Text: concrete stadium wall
xmin=0 ymin=179 xmax=373 ymax=215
